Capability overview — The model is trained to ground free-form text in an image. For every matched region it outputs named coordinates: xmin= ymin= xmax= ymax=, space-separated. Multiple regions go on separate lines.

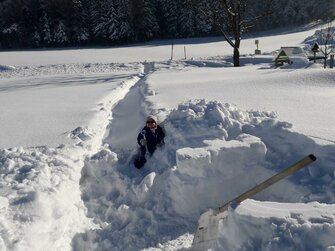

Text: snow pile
xmin=184 ymin=59 xmax=231 ymax=68
xmin=163 ymin=100 xmax=334 ymax=215
xmin=69 ymin=126 xmax=95 ymax=142
xmin=216 ymin=199 xmax=335 ymax=251
xmin=0 ymin=64 xmax=15 ymax=71
xmin=304 ymin=26 xmax=335 ymax=48
xmin=0 ymin=146 xmax=93 ymax=251
xmin=162 ymin=100 xmax=270 ymax=217
xmin=74 ymin=99 xmax=335 ymax=250
xmin=281 ymin=56 xmax=311 ymax=69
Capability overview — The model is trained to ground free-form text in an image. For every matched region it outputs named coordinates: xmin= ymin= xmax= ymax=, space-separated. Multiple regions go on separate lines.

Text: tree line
xmin=0 ymin=0 xmax=334 ymax=49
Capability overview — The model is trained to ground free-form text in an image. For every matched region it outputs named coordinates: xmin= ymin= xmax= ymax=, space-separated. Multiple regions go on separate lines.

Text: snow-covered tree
xmin=195 ymin=0 xmax=213 ymax=35
xmin=0 ymin=0 xmax=334 ymax=48
xmin=179 ymin=0 xmax=195 ymax=37
xmin=40 ymin=13 xmax=52 ymax=45
xmin=92 ymin=0 xmax=119 ymax=41
xmin=282 ymin=0 xmax=299 ymax=25
xmin=53 ymin=22 xmax=68 ymax=45
xmin=157 ymin=0 xmax=179 ymax=37
xmin=67 ymin=0 xmax=89 ymax=44
xmin=132 ymin=0 xmax=158 ymax=40
xmin=32 ymin=30 xmax=41 ymax=46
xmin=115 ymin=0 xmax=134 ymax=41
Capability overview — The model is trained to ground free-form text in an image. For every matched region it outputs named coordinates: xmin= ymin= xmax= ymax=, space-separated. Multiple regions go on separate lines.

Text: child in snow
xmin=134 ymin=115 xmax=165 ymax=168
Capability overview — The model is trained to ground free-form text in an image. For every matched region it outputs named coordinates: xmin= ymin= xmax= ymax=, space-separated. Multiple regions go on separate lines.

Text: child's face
xmin=146 ymin=120 xmax=156 ymax=128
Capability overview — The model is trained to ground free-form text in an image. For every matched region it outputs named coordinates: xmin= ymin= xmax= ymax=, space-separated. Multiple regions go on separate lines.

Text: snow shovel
xmin=133 ymin=130 xmax=151 ymax=169
xmin=192 ymin=154 xmax=317 ymax=250
xmin=141 ymin=130 xmax=151 ymax=159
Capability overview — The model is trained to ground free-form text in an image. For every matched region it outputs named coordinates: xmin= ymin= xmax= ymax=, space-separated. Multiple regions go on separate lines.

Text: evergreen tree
xmin=0 ymin=0 xmax=24 ymax=47
xmin=283 ymin=0 xmax=299 ymax=25
xmin=0 ymin=0 xmax=334 ymax=49
xmin=53 ymin=21 xmax=68 ymax=45
xmin=80 ymin=0 xmax=94 ymax=41
xmin=157 ymin=0 xmax=180 ymax=37
xmin=93 ymin=0 xmax=119 ymax=42
xmin=194 ymin=0 xmax=213 ymax=35
xmin=179 ymin=0 xmax=195 ymax=37
xmin=132 ymin=0 xmax=158 ymax=40
xmin=40 ymin=13 xmax=52 ymax=46
xmin=32 ymin=29 xmax=41 ymax=47
xmin=66 ymin=0 xmax=88 ymax=44
xmin=115 ymin=0 xmax=134 ymax=41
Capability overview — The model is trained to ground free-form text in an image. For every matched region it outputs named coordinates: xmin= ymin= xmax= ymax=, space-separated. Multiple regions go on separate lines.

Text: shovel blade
xmin=192 ymin=209 xmax=228 ymax=250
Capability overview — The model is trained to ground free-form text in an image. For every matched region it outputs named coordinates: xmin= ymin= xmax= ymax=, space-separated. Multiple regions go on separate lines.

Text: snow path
xmin=103 ymin=63 xmax=155 ymax=152
xmin=74 ymin=63 xmax=194 ymax=250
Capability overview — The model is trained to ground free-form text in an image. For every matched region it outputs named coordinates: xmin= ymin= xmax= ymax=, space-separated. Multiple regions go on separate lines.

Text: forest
xmin=0 ymin=0 xmax=334 ymax=49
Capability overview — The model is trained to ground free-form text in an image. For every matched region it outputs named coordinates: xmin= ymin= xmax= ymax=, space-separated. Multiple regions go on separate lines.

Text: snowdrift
xmin=0 ymin=64 xmax=15 ymax=72
xmin=216 ymin=199 xmax=335 ymax=251
xmin=0 ymin=62 xmax=140 ymax=79
xmin=74 ymin=99 xmax=335 ymax=250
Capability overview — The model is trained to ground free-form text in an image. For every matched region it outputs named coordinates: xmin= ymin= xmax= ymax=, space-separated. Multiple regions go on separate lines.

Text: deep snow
xmin=0 ymin=23 xmax=334 ymax=251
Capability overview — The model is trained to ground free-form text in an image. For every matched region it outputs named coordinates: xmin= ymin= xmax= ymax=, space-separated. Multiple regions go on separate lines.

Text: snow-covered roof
xmin=274 ymin=46 xmax=309 ymax=60
xmin=280 ymin=46 xmax=307 ymax=56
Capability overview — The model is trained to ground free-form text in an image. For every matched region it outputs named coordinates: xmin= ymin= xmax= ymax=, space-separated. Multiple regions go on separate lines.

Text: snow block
xmin=168 ymin=135 xmax=267 ymax=218
xmin=176 ymin=148 xmax=211 ymax=177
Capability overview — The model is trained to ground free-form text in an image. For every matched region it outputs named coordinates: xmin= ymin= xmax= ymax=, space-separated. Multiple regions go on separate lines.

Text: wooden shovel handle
xmin=215 ymin=154 xmax=317 ymax=214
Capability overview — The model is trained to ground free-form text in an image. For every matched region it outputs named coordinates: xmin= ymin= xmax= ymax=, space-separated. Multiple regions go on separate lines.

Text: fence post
xmin=171 ymin=42 xmax=174 ymax=60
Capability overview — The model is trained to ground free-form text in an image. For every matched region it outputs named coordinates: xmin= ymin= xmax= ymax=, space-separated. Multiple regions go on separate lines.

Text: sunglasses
xmin=147 ymin=120 xmax=156 ymax=124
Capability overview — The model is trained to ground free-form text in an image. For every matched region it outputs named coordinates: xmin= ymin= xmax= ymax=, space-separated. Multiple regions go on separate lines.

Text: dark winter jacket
xmin=137 ymin=125 xmax=165 ymax=155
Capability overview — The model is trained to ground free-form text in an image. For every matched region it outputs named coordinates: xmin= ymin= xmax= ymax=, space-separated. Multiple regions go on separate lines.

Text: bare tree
xmin=219 ymin=0 xmax=273 ymax=67
xmin=318 ymin=19 xmax=335 ymax=68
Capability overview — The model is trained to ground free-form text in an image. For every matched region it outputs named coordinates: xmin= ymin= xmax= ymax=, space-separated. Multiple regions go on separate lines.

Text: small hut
xmin=273 ymin=47 xmax=308 ymax=67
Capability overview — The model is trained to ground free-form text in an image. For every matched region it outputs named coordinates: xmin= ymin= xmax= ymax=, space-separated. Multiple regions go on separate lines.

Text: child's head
xmin=146 ymin=115 xmax=157 ymax=128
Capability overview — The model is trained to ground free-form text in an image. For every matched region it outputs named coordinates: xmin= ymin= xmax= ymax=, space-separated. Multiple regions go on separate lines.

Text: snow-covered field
xmin=0 ymin=23 xmax=334 ymax=251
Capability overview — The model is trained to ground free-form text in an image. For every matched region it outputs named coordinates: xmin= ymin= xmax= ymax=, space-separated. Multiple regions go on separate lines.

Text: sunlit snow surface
xmin=0 ymin=23 xmax=334 ymax=251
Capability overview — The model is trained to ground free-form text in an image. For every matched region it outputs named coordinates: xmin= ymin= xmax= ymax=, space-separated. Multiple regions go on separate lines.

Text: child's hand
xmin=140 ymin=139 xmax=147 ymax=145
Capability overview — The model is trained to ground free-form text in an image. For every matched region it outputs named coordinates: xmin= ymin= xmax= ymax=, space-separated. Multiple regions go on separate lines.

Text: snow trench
xmin=73 ymin=73 xmax=335 ymax=250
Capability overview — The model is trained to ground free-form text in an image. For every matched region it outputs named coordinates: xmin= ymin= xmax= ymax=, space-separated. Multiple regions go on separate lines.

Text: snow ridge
xmin=0 ymin=62 xmax=141 ymax=79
